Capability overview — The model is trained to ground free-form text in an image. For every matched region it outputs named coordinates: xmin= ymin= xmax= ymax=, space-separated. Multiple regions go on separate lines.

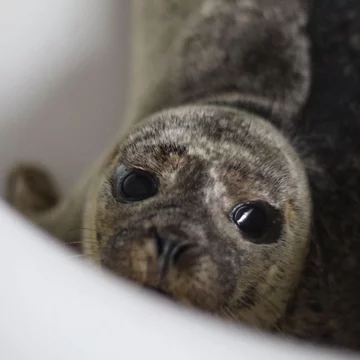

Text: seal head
xmin=84 ymin=105 xmax=311 ymax=328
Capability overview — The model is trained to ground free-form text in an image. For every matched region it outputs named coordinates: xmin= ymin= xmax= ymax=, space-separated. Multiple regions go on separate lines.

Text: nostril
xmin=172 ymin=243 xmax=195 ymax=265
xmin=154 ymin=231 xmax=165 ymax=257
xmin=153 ymin=230 xmax=178 ymax=259
xmin=151 ymin=228 xmax=198 ymax=271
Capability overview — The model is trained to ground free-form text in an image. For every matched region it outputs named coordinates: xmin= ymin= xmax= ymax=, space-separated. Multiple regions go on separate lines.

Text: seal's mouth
xmin=145 ymin=286 xmax=174 ymax=301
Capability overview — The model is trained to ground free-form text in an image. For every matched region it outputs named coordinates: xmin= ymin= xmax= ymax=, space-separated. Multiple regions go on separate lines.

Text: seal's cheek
xmin=101 ymin=235 xmax=159 ymax=285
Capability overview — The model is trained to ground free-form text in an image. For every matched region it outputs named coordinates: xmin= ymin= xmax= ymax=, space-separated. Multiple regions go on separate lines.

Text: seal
xmin=6 ymin=0 xmax=360 ymax=351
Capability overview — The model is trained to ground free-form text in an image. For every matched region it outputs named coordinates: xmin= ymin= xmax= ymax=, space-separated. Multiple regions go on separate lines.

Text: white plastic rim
xmin=0 ymin=1 xmax=357 ymax=359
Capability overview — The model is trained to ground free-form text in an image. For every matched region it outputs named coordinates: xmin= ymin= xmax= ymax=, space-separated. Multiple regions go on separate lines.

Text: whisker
xmin=221 ymin=306 xmax=238 ymax=322
xmin=63 ymin=227 xmax=114 ymax=238
xmin=66 ymin=241 xmax=82 ymax=245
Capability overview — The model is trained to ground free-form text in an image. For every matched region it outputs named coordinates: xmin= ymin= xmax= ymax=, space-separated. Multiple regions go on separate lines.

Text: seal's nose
xmin=153 ymin=230 xmax=196 ymax=273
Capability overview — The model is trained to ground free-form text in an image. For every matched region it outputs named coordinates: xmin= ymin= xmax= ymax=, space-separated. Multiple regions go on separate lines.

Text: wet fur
xmin=6 ymin=0 xmax=360 ymax=351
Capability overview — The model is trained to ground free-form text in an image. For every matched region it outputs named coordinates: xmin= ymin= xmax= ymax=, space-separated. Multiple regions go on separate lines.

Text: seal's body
xmin=7 ymin=0 xmax=360 ymax=351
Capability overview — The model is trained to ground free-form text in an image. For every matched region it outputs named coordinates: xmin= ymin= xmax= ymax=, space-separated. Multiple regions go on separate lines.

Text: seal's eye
xmin=114 ymin=164 xmax=157 ymax=202
xmin=231 ymin=201 xmax=281 ymax=244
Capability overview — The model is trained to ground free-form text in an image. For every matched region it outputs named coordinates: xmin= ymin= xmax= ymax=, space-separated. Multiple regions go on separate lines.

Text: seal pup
xmin=6 ymin=0 xmax=360 ymax=351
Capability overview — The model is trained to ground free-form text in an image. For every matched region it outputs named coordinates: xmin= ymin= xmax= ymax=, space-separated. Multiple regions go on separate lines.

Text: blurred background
xmin=0 ymin=0 xmax=129 ymax=194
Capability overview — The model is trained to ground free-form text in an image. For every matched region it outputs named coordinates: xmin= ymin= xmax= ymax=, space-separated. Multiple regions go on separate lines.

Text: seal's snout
xmin=152 ymin=228 xmax=200 ymax=274
xmin=101 ymin=225 xmax=219 ymax=310
xmin=100 ymin=225 xmax=205 ymax=284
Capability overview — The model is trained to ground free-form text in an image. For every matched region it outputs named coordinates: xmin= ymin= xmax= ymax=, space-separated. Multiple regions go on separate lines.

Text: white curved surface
xmin=0 ymin=1 xmax=358 ymax=359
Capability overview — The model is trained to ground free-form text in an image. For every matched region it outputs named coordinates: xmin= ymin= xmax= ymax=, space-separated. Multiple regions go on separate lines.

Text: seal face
xmin=86 ymin=105 xmax=311 ymax=328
